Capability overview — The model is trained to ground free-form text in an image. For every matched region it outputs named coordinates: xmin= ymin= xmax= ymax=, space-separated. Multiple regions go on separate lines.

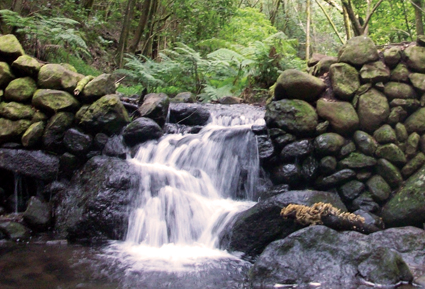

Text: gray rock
xmin=338 ymin=180 xmax=365 ymax=200
xmin=269 ymin=163 xmax=301 ymax=187
xmin=138 ymin=93 xmax=170 ymax=127
xmin=404 ymin=45 xmax=425 ymax=72
xmin=43 ymin=112 xmax=74 ymax=152
xmin=330 ymin=63 xmax=360 ymax=100
xmin=169 ymin=103 xmax=211 ymax=126
xmin=338 ymin=36 xmax=379 ymax=66
xmin=375 ymin=143 xmax=407 ymax=166
xmin=384 ymin=82 xmax=417 ymax=101
xmin=280 ymin=139 xmax=312 ymax=161
xmin=315 ymin=169 xmax=356 ymax=189
xmin=383 ymin=46 xmax=402 ymax=68
xmin=353 ymin=130 xmax=378 ymax=156
xmin=357 ymin=88 xmax=390 ymax=133
xmin=171 ymin=92 xmax=196 ymax=103
xmin=123 ymin=117 xmax=163 ymax=146
xmin=0 ymin=221 xmax=30 ymax=240
xmin=339 ymin=152 xmax=377 ymax=169
xmin=366 ymin=175 xmax=391 ymax=202
xmin=314 ymin=133 xmax=345 ymax=156
xmin=63 ymin=128 xmax=93 ymax=156
xmin=376 ymin=158 xmax=403 ymax=188
xmin=390 ymin=63 xmax=410 ymax=82
xmin=316 ymin=99 xmax=359 ymax=135
xmin=352 ymin=192 xmax=379 ymax=213
xmin=360 ymin=61 xmax=390 ymax=83
xmin=23 ymin=196 xmax=51 ymax=230
xmin=388 ymin=107 xmax=408 ymax=125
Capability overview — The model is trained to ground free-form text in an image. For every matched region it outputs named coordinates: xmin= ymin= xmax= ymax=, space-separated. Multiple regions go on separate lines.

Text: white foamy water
xmin=104 ymin=106 xmax=264 ymax=275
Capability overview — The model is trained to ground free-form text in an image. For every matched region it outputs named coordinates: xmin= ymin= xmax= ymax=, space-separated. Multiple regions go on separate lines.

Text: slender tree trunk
xmin=270 ymin=0 xmax=282 ymax=26
xmin=412 ymin=0 xmax=424 ymax=35
xmin=315 ymin=0 xmax=344 ymax=44
xmin=11 ymin=0 xmax=24 ymax=14
xmin=306 ymin=0 xmax=311 ymax=61
xmin=116 ymin=0 xmax=137 ymax=68
xmin=364 ymin=0 xmax=372 ymax=35
xmin=342 ymin=6 xmax=352 ymax=39
xmin=402 ymin=0 xmax=413 ymax=40
xmin=129 ymin=0 xmax=153 ymax=53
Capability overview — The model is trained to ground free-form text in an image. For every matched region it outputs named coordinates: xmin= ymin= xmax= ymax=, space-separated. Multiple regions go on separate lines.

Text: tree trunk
xmin=11 ymin=0 xmax=24 ymax=14
xmin=116 ymin=0 xmax=137 ymax=68
xmin=129 ymin=0 xmax=153 ymax=53
xmin=342 ymin=6 xmax=352 ymax=39
xmin=413 ymin=0 xmax=424 ymax=35
xmin=270 ymin=0 xmax=282 ymax=26
xmin=315 ymin=0 xmax=344 ymax=44
xmin=402 ymin=0 xmax=413 ymax=40
xmin=306 ymin=0 xmax=311 ymax=61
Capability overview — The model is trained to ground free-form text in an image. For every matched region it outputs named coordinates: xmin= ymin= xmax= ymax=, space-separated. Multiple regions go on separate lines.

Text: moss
xmin=4 ymin=77 xmax=37 ymax=102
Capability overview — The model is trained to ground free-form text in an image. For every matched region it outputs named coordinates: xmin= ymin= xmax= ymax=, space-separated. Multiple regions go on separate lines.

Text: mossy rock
xmin=316 ymin=99 xmax=358 ymax=136
xmin=37 ymin=64 xmax=84 ymax=93
xmin=138 ymin=93 xmax=170 ymax=127
xmin=395 ymin=123 xmax=408 ymax=142
xmin=329 ymin=63 xmax=360 ymax=101
xmin=338 ymin=180 xmax=365 ymax=200
xmin=383 ymin=46 xmax=402 ymax=68
xmin=11 ymin=55 xmax=43 ymax=77
xmin=360 ymin=61 xmax=390 ymax=83
xmin=0 ymin=101 xmax=34 ymax=120
xmin=314 ymin=133 xmax=345 ymax=156
xmin=4 ymin=77 xmax=37 ymax=102
xmin=0 ymin=34 xmax=25 ymax=63
xmin=76 ymin=94 xmax=130 ymax=135
xmin=31 ymin=110 xmax=48 ymax=123
xmin=384 ymin=82 xmax=417 ymax=101
xmin=402 ymin=152 xmax=425 ymax=178
xmin=404 ymin=107 xmax=425 ymax=134
xmin=338 ymin=36 xmax=379 ymax=67
xmin=81 ymin=74 xmax=116 ymax=103
xmin=406 ymin=132 xmax=420 ymax=157
xmin=32 ymin=89 xmax=80 ymax=115
xmin=0 ymin=118 xmax=31 ymax=144
xmin=339 ymin=152 xmax=377 ymax=169
xmin=373 ymin=124 xmax=397 ymax=144
xmin=390 ymin=63 xmax=410 ymax=83
xmin=390 ymin=99 xmax=420 ymax=112
xmin=265 ymin=99 xmax=318 ymax=136
xmin=21 ymin=121 xmax=45 ymax=148
xmin=382 ymin=164 xmax=425 ymax=226
xmin=357 ymin=88 xmax=390 ymax=133
xmin=319 ymin=156 xmax=337 ymax=175
xmin=375 ymin=143 xmax=407 ymax=166
xmin=0 ymin=62 xmax=15 ymax=88
xmin=366 ymin=175 xmax=391 ymax=202
xmin=42 ymin=112 xmax=75 ymax=152
xmin=388 ymin=107 xmax=408 ymax=126
xmin=353 ymin=130 xmax=378 ymax=156
xmin=171 ymin=92 xmax=196 ymax=103
xmin=376 ymin=158 xmax=403 ymax=189
xmin=409 ymin=73 xmax=425 ymax=93
xmin=274 ymin=69 xmax=326 ymax=102
xmin=404 ymin=45 xmax=425 ymax=73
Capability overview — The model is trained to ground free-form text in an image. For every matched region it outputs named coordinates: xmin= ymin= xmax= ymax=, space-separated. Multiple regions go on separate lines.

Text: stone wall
xmin=263 ymin=36 xmax=425 ymax=228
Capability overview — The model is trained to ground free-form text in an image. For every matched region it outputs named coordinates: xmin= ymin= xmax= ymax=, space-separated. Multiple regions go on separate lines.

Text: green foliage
xmin=0 ymin=9 xmax=90 ymax=59
xmin=46 ymin=49 xmax=102 ymax=76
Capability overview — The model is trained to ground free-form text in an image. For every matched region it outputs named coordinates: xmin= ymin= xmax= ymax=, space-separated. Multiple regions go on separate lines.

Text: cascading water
xmin=103 ymin=104 xmax=265 ymax=288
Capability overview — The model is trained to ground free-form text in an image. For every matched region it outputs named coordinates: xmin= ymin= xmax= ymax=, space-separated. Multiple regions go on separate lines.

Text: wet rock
xmin=4 ymin=77 xmax=37 ymax=102
xmin=43 ymin=112 xmax=74 ymax=152
xmin=338 ymin=180 xmax=365 ymax=200
xmin=81 ymin=74 xmax=116 ymax=102
xmin=373 ymin=124 xmax=396 ymax=144
xmin=351 ymin=192 xmax=379 ymax=213
xmin=0 ymin=149 xmax=59 ymax=181
xmin=94 ymin=133 xmax=108 ymax=150
xmin=269 ymin=163 xmax=301 ymax=187
xmin=357 ymin=88 xmax=390 ymax=133
xmin=314 ymin=133 xmax=345 ymax=156
xmin=251 ymin=124 xmax=267 ymax=135
xmin=138 ymin=93 xmax=170 ymax=127
xmin=23 ymin=196 xmax=51 ymax=230
xmin=21 ymin=121 xmax=45 ymax=148
xmin=402 ymin=152 xmax=425 ymax=178
xmin=221 ymin=190 xmax=346 ymax=259
xmin=301 ymin=156 xmax=319 ymax=182
xmin=54 ymin=155 xmax=140 ymax=242
xmin=330 ymin=63 xmax=360 ymax=100
xmin=376 ymin=158 xmax=403 ymax=188
xmin=338 ymin=36 xmax=379 ymax=66
xmin=265 ymin=99 xmax=318 ymax=136
xmin=319 ymin=156 xmax=337 ymax=175
xmin=375 ymin=144 xmax=406 ymax=166
xmin=0 ymin=34 xmax=25 ymax=62
xmin=63 ymin=128 xmax=93 ymax=156
xmin=123 ymin=117 xmax=163 ymax=147
xmin=315 ymin=169 xmax=356 ymax=189
xmin=280 ymin=139 xmax=312 ymax=161
xmin=59 ymin=152 xmax=83 ymax=178
xmin=258 ymin=184 xmax=290 ymax=201
xmin=171 ymin=92 xmax=196 ymax=103
xmin=274 ymin=69 xmax=326 ymax=102
xmin=103 ymin=135 xmax=127 ymax=159
xmin=169 ymin=103 xmax=211 ymax=126
xmin=366 ymin=175 xmax=391 ymax=202
xmin=360 ymin=61 xmax=390 ymax=83
xmin=76 ymin=94 xmax=130 ymax=135
xmin=316 ymin=99 xmax=359 ymax=135
xmin=0 ymin=221 xmax=30 ymax=240
xmin=250 ymin=226 xmax=413 ymax=288
xmin=256 ymin=135 xmax=274 ymax=160
xmin=353 ymin=209 xmax=385 ymax=232
xmin=339 ymin=152 xmax=376 ymax=169
xmin=32 ymin=89 xmax=80 ymax=115
xmin=269 ymin=129 xmax=296 ymax=149
xmin=37 ymin=63 xmax=84 ymax=92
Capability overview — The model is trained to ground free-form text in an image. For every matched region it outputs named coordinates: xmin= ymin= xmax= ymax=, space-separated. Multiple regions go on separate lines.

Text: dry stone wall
xmin=264 ymin=36 xmax=425 ymax=227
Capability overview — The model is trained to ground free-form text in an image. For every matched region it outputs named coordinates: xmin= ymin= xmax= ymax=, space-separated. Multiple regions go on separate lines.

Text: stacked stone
xmin=264 ymin=36 xmax=425 ymax=227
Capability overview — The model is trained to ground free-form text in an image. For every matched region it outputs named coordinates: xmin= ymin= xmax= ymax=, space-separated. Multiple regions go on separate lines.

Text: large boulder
xmin=404 ymin=45 xmax=425 ymax=72
xmin=0 ymin=101 xmax=34 ymax=120
xmin=23 ymin=196 xmax=51 ymax=230
xmin=0 ymin=149 xmax=59 ymax=181
xmin=42 ymin=112 xmax=75 ymax=152
xmin=11 ymin=55 xmax=43 ymax=77
xmin=384 ymin=82 xmax=417 ymax=101
xmin=54 ymin=155 xmax=139 ymax=242
xmin=138 ymin=93 xmax=170 ymax=127
xmin=0 ymin=34 xmax=25 ymax=62
xmin=4 ymin=77 xmax=37 ymax=102
xmin=316 ymin=99 xmax=358 ymax=135
xmin=382 ymin=164 xmax=425 ymax=227
xmin=32 ymin=89 xmax=80 ymax=115
xmin=359 ymin=61 xmax=390 ymax=83
xmin=250 ymin=226 xmax=415 ymax=288
xmin=265 ymin=99 xmax=318 ymax=136
xmin=0 ymin=118 xmax=31 ymax=144
xmin=357 ymin=88 xmax=390 ymax=133
xmin=220 ymin=190 xmax=346 ymax=259
xmin=274 ymin=69 xmax=326 ymax=102
xmin=76 ymin=94 xmax=130 ymax=135
xmin=0 ymin=62 xmax=15 ymax=88
xmin=169 ymin=103 xmax=211 ymax=126
xmin=81 ymin=74 xmax=116 ymax=103
xmin=123 ymin=117 xmax=163 ymax=146
xmin=338 ymin=36 xmax=379 ymax=66
xmin=63 ymin=128 xmax=93 ymax=156
xmin=329 ymin=63 xmax=360 ymax=100
xmin=37 ymin=64 xmax=84 ymax=92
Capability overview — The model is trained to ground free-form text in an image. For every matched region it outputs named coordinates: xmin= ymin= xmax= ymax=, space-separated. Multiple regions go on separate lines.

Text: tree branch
xmin=362 ymin=0 xmax=385 ymax=31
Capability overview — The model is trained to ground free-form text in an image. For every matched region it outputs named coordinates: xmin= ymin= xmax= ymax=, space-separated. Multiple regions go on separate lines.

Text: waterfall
xmin=104 ymin=104 xmax=264 ymax=276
